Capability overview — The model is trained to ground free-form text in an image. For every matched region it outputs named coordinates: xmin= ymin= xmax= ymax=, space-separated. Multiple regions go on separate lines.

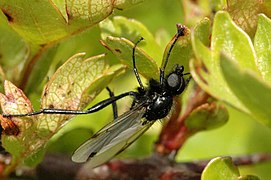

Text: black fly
xmin=3 ymin=24 xmax=191 ymax=168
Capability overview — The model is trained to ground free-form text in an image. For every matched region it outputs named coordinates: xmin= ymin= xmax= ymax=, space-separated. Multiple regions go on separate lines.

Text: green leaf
xmin=113 ymin=0 xmax=144 ymax=9
xmin=220 ymin=54 xmax=271 ymax=127
xmin=194 ymin=17 xmax=211 ymax=46
xmin=202 ymin=156 xmax=260 ymax=180
xmin=0 ymin=14 xmax=28 ymax=68
xmin=0 ymin=12 xmax=28 ymax=87
xmin=101 ymin=23 xmax=192 ymax=81
xmin=185 ymin=102 xmax=228 ymax=131
xmin=212 ymin=11 xmax=258 ymax=72
xmin=254 ymin=14 xmax=271 ymax=82
xmin=227 ymin=0 xmax=264 ymax=37
xmin=0 ymin=0 xmax=144 ymax=44
xmin=24 ymin=26 xmax=103 ymax=95
xmin=238 ymin=175 xmax=260 ymax=180
xmin=99 ymin=16 xmax=163 ymax=66
xmin=47 ymin=127 xmax=94 ymax=155
xmin=24 ymin=45 xmax=59 ymax=94
xmin=201 ymin=157 xmax=240 ymax=180
xmin=191 ymin=11 xmax=260 ymax=113
xmin=0 ymin=81 xmax=35 ymax=165
xmin=102 ymin=36 xmax=159 ymax=79
xmin=161 ymin=24 xmax=192 ymax=76
xmin=0 ymin=53 xmax=125 ymax=167
xmin=190 ymin=33 xmax=247 ymax=112
xmin=23 ymin=148 xmax=46 ymax=167
xmin=38 ymin=53 xmax=125 ymax=135
xmin=192 ymin=11 xmax=271 ymax=128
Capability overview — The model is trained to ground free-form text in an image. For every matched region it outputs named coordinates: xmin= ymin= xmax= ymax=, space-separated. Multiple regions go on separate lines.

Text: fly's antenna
xmin=132 ymin=37 xmax=145 ymax=91
xmin=160 ymin=24 xmax=185 ymax=84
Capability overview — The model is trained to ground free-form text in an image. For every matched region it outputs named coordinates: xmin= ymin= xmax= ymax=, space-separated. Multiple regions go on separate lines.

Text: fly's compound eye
xmin=167 ymin=72 xmax=185 ymax=94
xmin=167 ymin=73 xmax=181 ymax=88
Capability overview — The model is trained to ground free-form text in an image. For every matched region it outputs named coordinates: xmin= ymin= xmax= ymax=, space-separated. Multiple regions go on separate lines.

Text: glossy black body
xmin=132 ymin=65 xmax=186 ymax=121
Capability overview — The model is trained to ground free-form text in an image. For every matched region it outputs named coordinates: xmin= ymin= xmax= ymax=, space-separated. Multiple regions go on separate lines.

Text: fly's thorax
xmin=144 ymin=92 xmax=173 ymax=121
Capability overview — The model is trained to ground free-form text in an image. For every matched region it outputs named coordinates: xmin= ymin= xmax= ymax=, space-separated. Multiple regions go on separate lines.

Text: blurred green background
xmin=1 ymin=0 xmax=271 ymax=179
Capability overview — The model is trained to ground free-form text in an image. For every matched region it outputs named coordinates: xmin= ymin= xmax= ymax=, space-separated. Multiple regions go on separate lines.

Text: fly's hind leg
xmin=106 ymin=87 xmax=118 ymax=119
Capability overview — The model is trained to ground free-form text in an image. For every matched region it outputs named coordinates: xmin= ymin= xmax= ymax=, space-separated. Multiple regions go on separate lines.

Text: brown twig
xmin=7 ymin=153 xmax=271 ymax=179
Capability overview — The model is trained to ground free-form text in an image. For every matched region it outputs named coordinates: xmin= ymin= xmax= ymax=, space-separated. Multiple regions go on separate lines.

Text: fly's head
xmin=165 ymin=65 xmax=186 ymax=95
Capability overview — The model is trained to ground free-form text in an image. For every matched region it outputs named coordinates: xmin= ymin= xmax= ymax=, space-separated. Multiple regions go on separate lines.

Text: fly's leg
xmin=184 ymin=75 xmax=192 ymax=86
xmin=3 ymin=91 xmax=137 ymax=117
xmin=106 ymin=87 xmax=118 ymax=119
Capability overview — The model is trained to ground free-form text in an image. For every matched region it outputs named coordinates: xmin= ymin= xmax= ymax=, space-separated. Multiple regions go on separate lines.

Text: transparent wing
xmin=71 ymin=104 xmax=155 ymax=168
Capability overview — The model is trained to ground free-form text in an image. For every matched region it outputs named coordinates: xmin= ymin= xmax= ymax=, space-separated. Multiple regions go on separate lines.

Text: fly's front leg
xmin=185 ymin=75 xmax=192 ymax=86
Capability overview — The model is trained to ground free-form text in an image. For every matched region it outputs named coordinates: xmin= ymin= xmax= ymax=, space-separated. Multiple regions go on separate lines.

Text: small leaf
xmin=0 ymin=115 xmax=19 ymax=136
xmin=0 ymin=81 xmax=33 ymax=115
xmin=99 ymin=16 xmax=163 ymax=66
xmin=254 ymin=14 xmax=271 ymax=82
xmin=220 ymin=54 xmax=271 ymax=127
xmin=192 ymin=11 xmax=271 ymax=128
xmin=212 ymin=11 xmax=258 ymax=72
xmin=38 ymin=53 xmax=125 ymax=135
xmin=190 ymin=11 xmax=261 ymax=114
xmin=202 ymin=157 xmax=240 ymax=180
xmin=101 ymin=19 xmax=193 ymax=80
xmin=194 ymin=17 xmax=211 ymax=46
xmin=161 ymin=24 xmax=192 ymax=76
xmin=0 ymin=0 xmax=144 ymax=44
xmin=185 ymin=102 xmax=228 ymax=131
xmin=190 ymin=33 xmax=247 ymax=112
xmin=0 ymin=81 xmax=35 ymax=161
xmin=101 ymin=36 xmax=159 ymax=79
xmin=226 ymin=0 xmax=268 ymax=37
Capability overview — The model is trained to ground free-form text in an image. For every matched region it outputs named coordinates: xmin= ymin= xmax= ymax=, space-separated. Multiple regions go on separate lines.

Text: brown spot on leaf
xmin=89 ymin=152 xmax=97 ymax=157
xmin=66 ymin=9 xmax=71 ymax=21
xmin=1 ymin=9 xmax=14 ymax=22
xmin=115 ymin=49 xmax=122 ymax=53
xmin=49 ymin=104 xmax=54 ymax=109
xmin=39 ymin=44 xmax=46 ymax=48
xmin=190 ymin=0 xmax=198 ymax=3
xmin=1 ymin=116 xmax=20 ymax=136
xmin=100 ymin=40 xmax=111 ymax=51
xmin=64 ymin=2 xmax=72 ymax=22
